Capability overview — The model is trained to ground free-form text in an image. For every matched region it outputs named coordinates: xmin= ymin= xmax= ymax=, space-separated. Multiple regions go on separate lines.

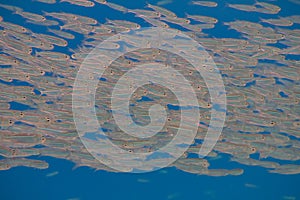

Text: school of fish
xmin=0 ymin=0 xmax=300 ymax=176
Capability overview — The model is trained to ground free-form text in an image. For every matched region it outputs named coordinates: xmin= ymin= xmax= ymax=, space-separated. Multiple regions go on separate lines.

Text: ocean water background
xmin=0 ymin=0 xmax=300 ymax=199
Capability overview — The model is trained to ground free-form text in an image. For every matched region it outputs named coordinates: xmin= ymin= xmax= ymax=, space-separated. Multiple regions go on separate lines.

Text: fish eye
xmin=128 ymin=149 xmax=133 ymax=153
xmin=260 ymin=96 xmax=265 ymax=101
xmin=202 ymin=161 xmax=209 ymax=168
xmin=20 ymin=112 xmax=24 ymax=117
xmin=167 ymin=117 xmax=171 ymax=121
xmin=251 ymin=147 xmax=256 ymax=153
xmin=270 ymin=121 xmax=276 ymax=126
xmin=293 ymin=122 xmax=300 ymax=127
xmin=41 ymin=136 xmax=46 ymax=143
xmin=9 ymin=120 xmax=13 ymax=124
xmin=22 ymin=27 xmax=26 ymax=32
xmin=46 ymin=117 xmax=51 ymax=122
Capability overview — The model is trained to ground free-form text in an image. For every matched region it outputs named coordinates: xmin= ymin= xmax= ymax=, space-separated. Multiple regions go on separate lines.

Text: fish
xmin=128 ymin=9 xmax=161 ymax=18
xmin=60 ymin=0 xmax=95 ymax=7
xmin=46 ymin=171 xmax=59 ymax=177
xmin=47 ymin=28 xmax=75 ymax=39
xmin=0 ymin=21 xmax=27 ymax=33
xmin=146 ymin=3 xmax=177 ymax=18
xmin=35 ymin=51 xmax=70 ymax=61
xmin=231 ymin=157 xmax=280 ymax=169
xmin=185 ymin=14 xmax=218 ymax=24
xmin=227 ymin=4 xmax=258 ymax=12
xmin=35 ymin=33 xmax=68 ymax=47
xmin=14 ymin=10 xmax=46 ymax=22
xmin=255 ymin=1 xmax=281 ymax=14
xmin=0 ymin=3 xmax=22 ymax=12
xmin=157 ymin=0 xmax=173 ymax=6
xmin=33 ymin=0 xmax=56 ymax=4
xmin=0 ymin=158 xmax=49 ymax=169
xmin=106 ymin=19 xmax=141 ymax=30
xmin=191 ymin=1 xmax=218 ymax=7
xmin=105 ymin=2 xmax=128 ymax=13
xmin=269 ymin=164 xmax=300 ymax=175
xmin=137 ymin=178 xmax=150 ymax=183
xmin=260 ymin=17 xmax=294 ymax=27
xmin=0 ymin=0 xmax=300 ymax=176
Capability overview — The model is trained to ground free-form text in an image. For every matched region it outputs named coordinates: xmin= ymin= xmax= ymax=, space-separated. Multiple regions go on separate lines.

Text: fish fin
xmin=184 ymin=12 xmax=190 ymax=18
xmin=259 ymin=17 xmax=266 ymax=23
xmin=104 ymin=17 xmax=111 ymax=24
xmin=72 ymin=163 xmax=81 ymax=171
xmin=224 ymin=2 xmax=231 ymax=8
xmin=259 ymin=151 xmax=269 ymax=159
xmin=144 ymin=1 xmax=151 ymax=9
xmin=12 ymin=9 xmax=22 ymax=16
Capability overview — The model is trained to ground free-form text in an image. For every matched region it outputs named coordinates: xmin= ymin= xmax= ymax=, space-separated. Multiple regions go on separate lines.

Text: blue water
xmin=1 ymin=155 xmax=300 ymax=200
xmin=1 ymin=0 xmax=300 ymax=199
